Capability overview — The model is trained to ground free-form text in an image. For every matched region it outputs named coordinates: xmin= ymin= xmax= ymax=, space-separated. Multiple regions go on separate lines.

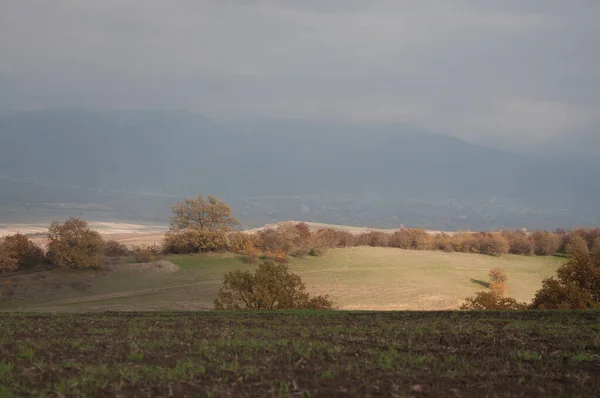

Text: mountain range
xmin=0 ymin=109 xmax=598 ymax=229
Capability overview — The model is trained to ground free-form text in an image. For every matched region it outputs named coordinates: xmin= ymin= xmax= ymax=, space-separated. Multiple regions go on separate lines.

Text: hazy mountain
xmin=0 ymin=110 xmax=598 ymax=229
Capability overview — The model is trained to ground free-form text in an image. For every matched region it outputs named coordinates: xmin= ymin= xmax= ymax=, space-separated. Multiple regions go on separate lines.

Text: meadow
xmin=0 ymin=247 xmax=563 ymax=312
xmin=1 ymin=311 xmax=599 ymax=397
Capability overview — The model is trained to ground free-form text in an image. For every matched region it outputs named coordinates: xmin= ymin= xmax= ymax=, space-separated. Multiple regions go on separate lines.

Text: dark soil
xmin=0 ymin=311 xmax=599 ymax=397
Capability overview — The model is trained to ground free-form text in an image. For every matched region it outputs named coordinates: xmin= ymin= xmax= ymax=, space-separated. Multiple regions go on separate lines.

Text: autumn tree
xmin=502 ymin=230 xmax=534 ymax=255
xmin=461 ymin=268 xmax=527 ymax=310
xmin=488 ymin=268 xmax=508 ymax=295
xmin=170 ymin=195 xmax=238 ymax=232
xmin=531 ymin=236 xmax=600 ymax=309
xmin=164 ymin=195 xmax=238 ymax=254
xmin=46 ymin=218 xmax=105 ymax=269
xmin=0 ymin=233 xmax=44 ymax=269
xmin=0 ymin=247 xmax=18 ymax=274
xmin=389 ymin=228 xmax=430 ymax=250
xmin=531 ymin=231 xmax=561 ymax=256
xmin=214 ymin=260 xmax=333 ymax=310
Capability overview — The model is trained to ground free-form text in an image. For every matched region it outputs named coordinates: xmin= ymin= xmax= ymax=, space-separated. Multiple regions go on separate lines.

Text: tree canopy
xmin=214 ymin=260 xmax=333 ymax=310
xmin=170 ymin=195 xmax=238 ymax=233
xmin=47 ymin=217 xmax=104 ymax=269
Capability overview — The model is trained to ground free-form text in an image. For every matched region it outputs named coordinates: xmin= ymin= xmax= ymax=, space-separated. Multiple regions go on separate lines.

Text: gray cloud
xmin=1 ymin=1 xmax=599 ymax=150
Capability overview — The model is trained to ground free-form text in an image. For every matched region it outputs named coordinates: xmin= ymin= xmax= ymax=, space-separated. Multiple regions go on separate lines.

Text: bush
xmin=264 ymin=249 xmax=290 ymax=264
xmin=257 ymin=228 xmax=292 ymax=253
xmin=104 ymin=240 xmax=130 ymax=257
xmin=214 ymin=260 xmax=333 ymax=310
xmin=531 ymin=231 xmax=561 ymax=256
xmin=163 ymin=229 xmax=228 ymax=254
xmin=531 ymin=236 xmax=600 ymax=309
xmin=460 ymin=291 xmax=528 ymax=310
xmin=488 ymin=268 xmax=508 ymax=295
xmin=502 ymin=230 xmax=534 ymax=255
xmin=450 ymin=232 xmax=480 ymax=253
xmin=0 ymin=248 xmax=19 ymax=274
xmin=358 ymin=231 xmax=390 ymax=247
xmin=478 ymin=233 xmax=509 ymax=256
xmin=389 ymin=228 xmax=430 ymax=250
xmin=242 ymin=242 xmax=260 ymax=264
xmin=134 ymin=249 xmax=155 ymax=263
xmin=0 ymin=233 xmax=44 ymax=269
xmin=46 ymin=218 xmax=105 ymax=269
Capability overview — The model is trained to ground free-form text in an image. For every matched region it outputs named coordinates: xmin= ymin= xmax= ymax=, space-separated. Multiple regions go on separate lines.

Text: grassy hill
xmin=0 ymin=247 xmax=563 ymax=312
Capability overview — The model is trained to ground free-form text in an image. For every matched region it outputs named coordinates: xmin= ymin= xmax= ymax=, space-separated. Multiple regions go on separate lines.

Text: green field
xmin=0 ymin=248 xmax=563 ymax=312
xmin=0 ymin=311 xmax=599 ymax=397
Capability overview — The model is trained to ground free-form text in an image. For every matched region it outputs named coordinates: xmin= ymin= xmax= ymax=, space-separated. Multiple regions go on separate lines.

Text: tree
xmin=165 ymin=195 xmax=238 ymax=254
xmin=0 ymin=233 xmax=44 ymax=269
xmin=531 ymin=236 xmax=600 ymax=309
xmin=477 ymin=233 xmax=509 ymax=256
xmin=170 ymin=195 xmax=238 ymax=232
xmin=46 ymin=218 xmax=105 ymax=269
xmin=488 ymin=268 xmax=508 ymax=295
xmin=502 ymin=230 xmax=534 ymax=255
xmin=0 ymin=248 xmax=18 ymax=274
xmin=461 ymin=268 xmax=527 ymax=310
xmin=531 ymin=231 xmax=561 ymax=256
xmin=214 ymin=260 xmax=333 ymax=310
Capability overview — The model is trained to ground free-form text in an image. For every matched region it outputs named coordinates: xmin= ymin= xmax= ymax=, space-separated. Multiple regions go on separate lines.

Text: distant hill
xmin=0 ymin=109 xmax=598 ymax=229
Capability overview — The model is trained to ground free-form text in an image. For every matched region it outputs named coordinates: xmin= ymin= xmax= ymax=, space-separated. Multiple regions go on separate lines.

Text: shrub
xmin=531 ymin=231 xmax=561 ymax=256
xmin=242 ymin=242 xmax=260 ymax=264
xmin=134 ymin=249 xmax=154 ymax=263
xmin=257 ymin=228 xmax=292 ymax=253
xmin=531 ymin=236 xmax=600 ymax=309
xmin=0 ymin=233 xmax=44 ymax=269
xmin=488 ymin=268 xmax=508 ymax=295
xmin=163 ymin=229 xmax=228 ymax=254
xmin=502 ymin=230 xmax=534 ymax=255
xmin=295 ymin=222 xmax=312 ymax=246
xmin=264 ymin=249 xmax=290 ymax=264
xmin=46 ymin=218 xmax=104 ymax=269
xmin=478 ymin=233 xmax=509 ymax=256
xmin=0 ymin=248 xmax=19 ymax=274
xmin=389 ymin=228 xmax=430 ymax=250
xmin=450 ymin=232 xmax=480 ymax=253
xmin=104 ymin=240 xmax=130 ymax=257
xmin=214 ymin=260 xmax=333 ymax=310
xmin=358 ymin=231 xmax=390 ymax=247
xmin=227 ymin=231 xmax=248 ymax=253
xmin=460 ymin=291 xmax=528 ymax=310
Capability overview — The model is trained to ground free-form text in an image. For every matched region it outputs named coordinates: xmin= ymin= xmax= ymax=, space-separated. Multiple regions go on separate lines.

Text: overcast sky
xmin=1 ymin=1 xmax=599 ymax=150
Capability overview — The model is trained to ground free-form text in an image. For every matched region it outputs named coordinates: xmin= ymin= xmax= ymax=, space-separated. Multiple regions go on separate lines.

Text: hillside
xmin=0 ymin=248 xmax=562 ymax=312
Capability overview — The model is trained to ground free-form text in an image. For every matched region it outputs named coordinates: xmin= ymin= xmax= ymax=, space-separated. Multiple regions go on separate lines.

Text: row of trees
xmin=0 ymin=218 xmax=105 ymax=273
xmin=162 ymin=195 xmax=599 ymax=258
xmin=0 ymin=218 xmax=161 ymax=273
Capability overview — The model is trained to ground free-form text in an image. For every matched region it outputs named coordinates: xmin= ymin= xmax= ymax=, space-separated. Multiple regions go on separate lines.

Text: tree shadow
xmin=470 ymin=279 xmax=490 ymax=288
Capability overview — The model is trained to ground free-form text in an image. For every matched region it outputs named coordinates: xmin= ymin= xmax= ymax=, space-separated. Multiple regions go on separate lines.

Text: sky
xmin=1 ymin=1 xmax=599 ymax=151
